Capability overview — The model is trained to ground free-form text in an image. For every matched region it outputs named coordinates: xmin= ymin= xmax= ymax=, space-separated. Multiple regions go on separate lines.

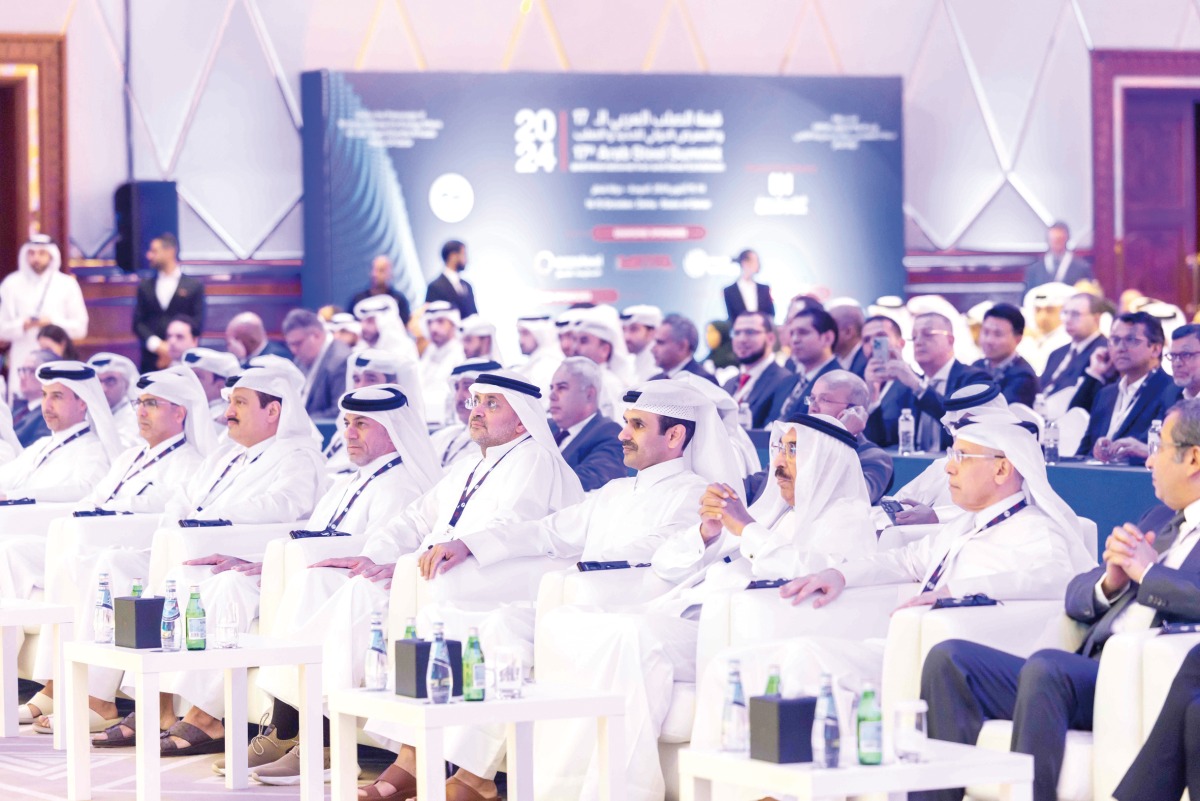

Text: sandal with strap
xmin=441 ymin=776 xmax=499 ymax=801
xmin=34 ymin=709 xmax=124 ymax=736
xmin=91 ymin=712 xmax=174 ymax=747
xmin=358 ymin=764 xmax=417 ymax=800
xmin=159 ymin=720 xmax=225 ymax=757
xmin=17 ymin=691 xmax=53 ymax=724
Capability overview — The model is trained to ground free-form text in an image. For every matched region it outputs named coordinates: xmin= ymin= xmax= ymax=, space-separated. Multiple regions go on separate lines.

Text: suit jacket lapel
xmin=1114 ymin=372 xmax=1159 ymax=439
xmin=560 ymin=417 xmax=593 ymax=462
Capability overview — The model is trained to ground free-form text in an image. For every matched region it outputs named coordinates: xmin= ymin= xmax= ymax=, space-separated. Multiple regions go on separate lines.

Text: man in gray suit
xmin=1023 ymin=221 xmax=1095 ymax=290
xmin=918 ymin=398 xmax=1200 ymax=801
xmin=547 ymin=357 xmax=626 ymax=492
xmin=282 ymin=308 xmax=352 ymax=419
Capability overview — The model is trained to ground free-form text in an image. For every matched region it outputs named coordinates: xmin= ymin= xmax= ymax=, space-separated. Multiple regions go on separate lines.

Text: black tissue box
xmin=749 ymin=695 xmax=817 ymax=763
xmin=394 ymin=638 xmax=463 ymax=699
xmin=114 ymin=596 xmax=165 ymax=649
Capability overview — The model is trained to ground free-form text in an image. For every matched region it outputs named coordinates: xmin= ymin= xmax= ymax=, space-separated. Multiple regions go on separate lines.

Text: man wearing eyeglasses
xmin=766 ymin=308 xmax=843 ymax=423
xmin=10 ymin=349 xmax=55 ymax=446
xmin=86 ymin=352 xmax=142 ymax=448
xmin=1040 ymin=293 xmax=1107 ymax=397
xmin=972 ymin=303 xmax=1039 ymax=406
xmin=1073 ymin=311 xmax=1173 ymax=463
xmin=721 ymin=311 xmax=790 ymax=428
xmin=919 ymin=400 xmax=1200 ymax=801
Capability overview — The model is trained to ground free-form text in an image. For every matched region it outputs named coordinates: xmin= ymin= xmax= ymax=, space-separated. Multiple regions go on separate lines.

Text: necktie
xmin=736 ymin=373 xmax=752 ymax=391
xmin=779 ymin=375 xmax=808 ymax=420
xmin=554 ymin=428 xmax=570 ymax=447
xmin=1047 ymin=347 xmax=1078 ymax=390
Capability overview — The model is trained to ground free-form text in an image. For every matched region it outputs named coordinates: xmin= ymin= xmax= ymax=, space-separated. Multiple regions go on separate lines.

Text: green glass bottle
xmin=184 ymin=585 xmax=206 ymax=651
xmin=463 ymin=627 xmax=485 ymax=702
xmin=130 ymin=577 xmax=143 ymax=598
xmin=764 ymin=664 xmax=781 ymax=697
xmin=856 ymin=681 xmax=882 ymax=765
xmin=403 ymin=616 xmax=418 ymax=640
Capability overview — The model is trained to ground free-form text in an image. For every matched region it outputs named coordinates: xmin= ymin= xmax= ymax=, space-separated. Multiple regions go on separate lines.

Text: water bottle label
xmin=472 ymin=664 xmax=485 ymax=686
xmin=858 ymin=720 xmax=882 ymax=754
xmin=187 ymin=618 xmax=206 ymax=640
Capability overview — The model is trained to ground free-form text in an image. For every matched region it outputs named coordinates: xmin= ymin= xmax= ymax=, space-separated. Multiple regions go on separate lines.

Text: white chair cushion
xmin=659 ymin=681 xmax=695 ymax=744
xmin=967 ymin=720 xmax=1092 ymax=801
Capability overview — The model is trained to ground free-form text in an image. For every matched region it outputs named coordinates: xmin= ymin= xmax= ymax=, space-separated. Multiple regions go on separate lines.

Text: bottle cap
xmin=189 ymin=584 xmax=200 ymax=593
xmin=468 ymin=626 xmax=479 ymax=636
xmin=370 ymin=612 xmax=382 ymax=624
xmin=727 ymin=658 xmax=740 ymax=670
xmin=767 ymin=663 xmax=780 ymax=674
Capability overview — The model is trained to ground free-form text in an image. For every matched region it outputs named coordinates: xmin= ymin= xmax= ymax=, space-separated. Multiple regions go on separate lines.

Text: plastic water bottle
xmin=763 ymin=664 xmax=781 ymax=697
xmin=463 ymin=627 xmax=485 ymax=702
xmin=1148 ymin=419 xmax=1163 ymax=459
xmin=1033 ymin=392 xmax=1047 ymax=419
xmin=426 ymin=622 xmax=453 ymax=704
xmin=1043 ymin=420 xmax=1060 ymax=464
xmin=364 ymin=613 xmax=388 ymax=691
xmin=898 ymin=409 xmax=915 ymax=455
xmin=130 ymin=577 xmax=143 ymax=598
xmin=160 ymin=579 xmax=181 ymax=652
xmin=94 ymin=573 xmax=114 ymax=644
xmin=812 ymin=672 xmax=840 ymax=768
xmin=184 ymin=585 xmax=206 ymax=651
xmin=857 ymin=681 xmax=883 ymax=765
xmin=720 ymin=659 xmax=749 ymax=752
xmin=403 ymin=616 xmax=418 ymax=640
xmin=737 ymin=402 xmax=753 ymax=430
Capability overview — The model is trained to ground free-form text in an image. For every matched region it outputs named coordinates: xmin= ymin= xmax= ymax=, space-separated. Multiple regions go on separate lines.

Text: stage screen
xmin=301 ymin=70 xmax=903 ymax=336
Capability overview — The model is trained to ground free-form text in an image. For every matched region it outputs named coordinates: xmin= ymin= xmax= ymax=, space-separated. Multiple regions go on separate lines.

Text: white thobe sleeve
xmin=0 ymin=278 xmax=23 ymax=343
xmin=56 ymin=277 xmax=89 ymax=340
xmin=19 ymin=459 xmax=109 ymax=503
xmin=360 ymin=484 xmax=443 ymax=564
xmin=838 ymin=528 xmax=942 ymax=587
xmin=0 ymin=449 xmax=35 ymax=493
xmin=651 ymin=526 xmax=712 ymax=583
xmin=460 ymin=492 xmax=599 ymax=567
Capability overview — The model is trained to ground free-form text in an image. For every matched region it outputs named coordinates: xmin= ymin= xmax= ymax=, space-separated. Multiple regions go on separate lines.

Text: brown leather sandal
xmin=358 ymin=763 xmax=417 ymax=800
xmin=442 ymin=776 xmax=499 ymax=801
xmin=159 ymin=720 xmax=225 ymax=756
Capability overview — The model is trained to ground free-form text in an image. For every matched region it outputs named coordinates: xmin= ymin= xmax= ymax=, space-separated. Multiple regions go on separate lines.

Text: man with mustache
xmin=722 ymin=310 xmax=790 ymax=429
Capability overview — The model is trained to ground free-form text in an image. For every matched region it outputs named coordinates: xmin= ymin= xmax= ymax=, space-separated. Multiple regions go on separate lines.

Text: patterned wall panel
xmin=6 ymin=0 xmax=1200 ymax=271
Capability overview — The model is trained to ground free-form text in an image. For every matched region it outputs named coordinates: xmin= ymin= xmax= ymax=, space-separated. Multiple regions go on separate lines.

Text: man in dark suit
xmin=424 ymin=240 xmax=477 ymax=318
xmin=721 ymin=311 xmax=790 ymax=429
xmin=548 ymin=357 xmax=626 ymax=492
xmin=10 ymin=348 xmax=54 ymax=446
xmin=1075 ymin=311 xmax=1174 ymax=460
xmin=281 ymin=309 xmax=352 ymax=419
xmin=722 ymin=249 xmax=774 ymax=321
xmin=348 ymin=255 xmax=411 ymax=326
xmin=918 ymin=399 xmax=1200 ymax=801
xmin=803 ymin=370 xmax=894 ymax=503
xmin=225 ymin=312 xmax=291 ymax=368
xmin=132 ymin=233 xmax=205 ymax=372
xmin=972 ymin=303 xmax=1039 ymax=406
xmin=828 ymin=302 xmax=868 ymax=377
xmin=1022 ymin=221 xmax=1095 ymax=291
xmin=768 ymin=308 xmax=843 ymax=422
xmin=649 ymin=313 xmax=717 ymax=384
xmin=1040 ymin=292 xmax=1107 ymax=396
xmin=866 ymin=312 xmax=990 ymax=450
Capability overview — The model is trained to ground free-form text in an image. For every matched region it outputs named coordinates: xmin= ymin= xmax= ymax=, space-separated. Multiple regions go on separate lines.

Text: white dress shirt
xmin=144 ymin=268 xmax=184 ymax=353
xmin=1107 ymin=372 xmax=1151 ymax=438
xmin=737 ymin=279 xmax=759 ymax=313
xmin=555 ymin=413 xmax=596 ymax=451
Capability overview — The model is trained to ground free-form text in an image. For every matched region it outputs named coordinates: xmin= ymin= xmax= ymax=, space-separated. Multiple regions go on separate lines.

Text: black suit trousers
xmin=1114 ymin=643 xmax=1200 ymax=801
xmin=916 ymin=641 xmax=1098 ymax=801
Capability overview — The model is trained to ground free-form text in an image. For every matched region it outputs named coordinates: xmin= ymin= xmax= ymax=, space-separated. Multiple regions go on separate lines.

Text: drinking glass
xmin=894 ymin=699 xmax=928 ymax=763
xmin=214 ymin=601 xmax=240 ymax=649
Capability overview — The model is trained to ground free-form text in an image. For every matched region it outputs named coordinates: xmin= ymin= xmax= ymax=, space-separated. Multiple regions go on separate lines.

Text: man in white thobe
xmin=689 ymin=422 xmax=1098 ymax=783
xmin=180 ymin=384 xmax=443 ymax=782
xmin=534 ymin=414 xmax=879 ymax=801
xmin=512 ymin=314 xmax=563 ymax=402
xmin=182 ymin=346 xmax=241 ymax=434
xmin=0 ymin=235 xmax=88 ymax=403
xmin=459 ymin=315 xmax=504 ymax=363
xmin=622 ymin=305 xmax=664 ymax=383
xmin=416 ymin=301 xmax=466 ymax=425
xmin=0 ymin=401 xmax=20 ymax=464
xmin=569 ymin=305 xmax=637 ymax=419
xmin=354 ymin=294 xmax=418 ymax=365
xmin=87 ymin=352 xmax=142 ymax=447
xmin=0 ymin=360 xmax=120 ymax=504
xmin=385 ymin=380 xmax=744 ymax=801
xmin=323 ymin=349 xmax=416 ymax=475
xmin=13 ymin=368 xmax=214 ymax=730
xmin=109 ymin=366 xmax=328 ymax=754
xmin=324 ymin=370 xmax=584 ymax=801
xmin=430 ymin=359 xmax=501 ymax=469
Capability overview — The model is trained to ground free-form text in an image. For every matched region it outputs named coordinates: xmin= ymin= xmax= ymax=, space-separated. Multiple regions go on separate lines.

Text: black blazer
xmin=723 ymin=282 xmax=774 ymax=321
xmin=845 ymin=346 xmax=869 ymax=378
xmin=554 ymin=414 xmax=627 ymax=492
xmin=863 ymin=361 xmax=991 ymax=449
xmin=1066 ymin=510 xmax=1200 ymax=658
xmin=768 ymin=358 xmax=843 ymax=423
xmin=972 ymin=355 xmax=1039 ymax=407
xmin=1076 ymin=369 xmax=1175 ymax=457
xmin=241 ymin=340 xmax=293 ymax=369
xmin=721 ymin=362 xmax=792 ymax=429
xmin=12 ymin=403 xmax=49 ymax=448
xmin=132 ymin=273 xmax=206 ymax=372
xmin=425 ymin=273 xmax=478 ymax=318
xmin=650 ymin=358 xmax=718 ymax=385
xmin=303 ymin=339 xmax=353 ymax=419
xmin=1040 ymin=335 xmax=1108 ymax=396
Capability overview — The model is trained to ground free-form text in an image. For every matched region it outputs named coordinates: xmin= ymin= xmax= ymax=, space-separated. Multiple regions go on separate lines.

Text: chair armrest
xmin=727 ymin=583 xmax=903 ymax=647
xmin=877 ymin=523 xmax=941 ymax=551
xmin=148 ymin=522 xmax=295 ymax=593
xmin=43 ymin=513 xmax=163 ymax=603
xmin=533 ymin=568 xmax=571 ymax=649
xmin=386 ymin=553 xmax=423 ymax=645
xmin=258 ymin=536 xmax=368 ymax=635
xmin=1139 ymin=631 xmax=1200 ymax=729
xmin=0 ymin=502 xmax=78 ymax=540
xmin=1091 ymin=629 xmax=1162 ymax=801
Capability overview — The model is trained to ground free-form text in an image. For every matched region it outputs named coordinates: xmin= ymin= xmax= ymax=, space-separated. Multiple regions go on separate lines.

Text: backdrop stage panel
xmin=301 ymin=71 xmax=903 ymax=330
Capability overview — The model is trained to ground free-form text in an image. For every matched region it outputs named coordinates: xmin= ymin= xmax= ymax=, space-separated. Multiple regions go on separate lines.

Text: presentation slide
xmin=302 ymin=70 xmax=903 ymax=335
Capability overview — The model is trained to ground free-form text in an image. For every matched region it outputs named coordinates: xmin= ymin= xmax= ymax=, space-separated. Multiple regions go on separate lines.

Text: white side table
xmin=0 ymin=599 xmax=74 ymax=749
xmin=327 ymin=684 xmax=626 ymax=801
xmin=678 ymin=740 xmax=1033 ymax=801
xmin=64 ymin=634 xmax=322 ymax=801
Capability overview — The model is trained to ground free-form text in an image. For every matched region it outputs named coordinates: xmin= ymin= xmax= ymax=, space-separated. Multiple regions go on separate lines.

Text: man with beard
xmin=622 ymin=305 xmax=663 ymax=382
xmin=512 ymin=314 xmax=563 ymax=400
xmin=424 ymin=240 xmax=477 ymax=318
xmin=133 ymin=233 xmax=205 ymax=371
xmin=721 ymin=310 xmax=790 ymax=428
xmin=348 ymin=255 xmax=411 ymax=326
xmin=417 ymin=301 xmax=466 ymax=424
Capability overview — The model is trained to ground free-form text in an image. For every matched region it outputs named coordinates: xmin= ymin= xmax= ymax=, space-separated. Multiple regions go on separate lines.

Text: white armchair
xmin=147 ymin=521 xmax=295 ymax=594
xmin=0 ymin=501 xmax=77 ymax=543
xmin=258 ymin=535 xmax=367 ymax=636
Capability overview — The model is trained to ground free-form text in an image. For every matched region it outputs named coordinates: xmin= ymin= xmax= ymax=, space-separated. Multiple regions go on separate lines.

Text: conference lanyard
xmin=921 ymin=498 xmax=1028 ymax=593
xmin=104 ymin=437 xmax=187 ymax=502
xmin=324 ymin=455 xmax=403 ymax=531
xmin=1109 ymin=371 xmax=1154 ymax=436
xmin=324 ymin=435 xmax=344 ymax=459
xmin=441 ymin=430 xmax=473 ymax=466
xmin=447 ymin=435 xmax=531 ymax=529
xmin=33 ymin=426 xmax=91 ymax=471
xmin=194 ymin=450 xmax=264 ymax=512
